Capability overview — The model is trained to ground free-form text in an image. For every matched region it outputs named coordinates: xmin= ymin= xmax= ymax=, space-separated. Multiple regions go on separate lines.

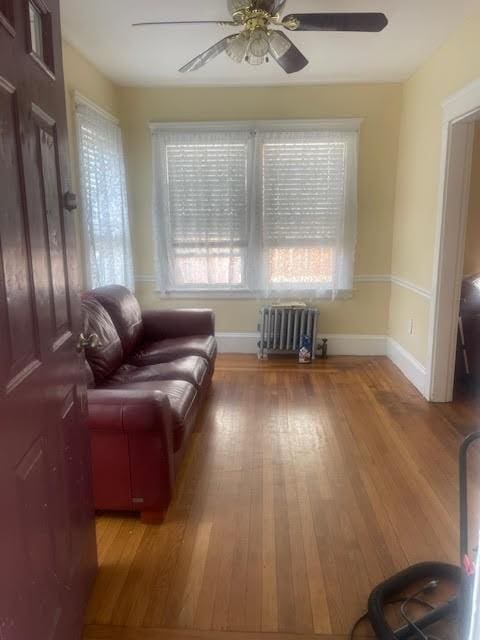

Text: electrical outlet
xmin=408 ymin=318 xmax=415 ymax=335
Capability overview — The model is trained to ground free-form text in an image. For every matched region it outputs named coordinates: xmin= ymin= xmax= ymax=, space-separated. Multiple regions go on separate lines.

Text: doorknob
xmin=76 ymin=332 xmax=100 ymax=353
xmin=64 ymin=191 xmax=78 ymax=212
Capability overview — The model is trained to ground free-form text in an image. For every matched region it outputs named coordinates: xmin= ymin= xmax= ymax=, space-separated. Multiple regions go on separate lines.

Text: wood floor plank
xmin=86 ymin=355 xmax=469 ymax=640
xmin=84 ymin=625 xmax=354 ymax=640
xmin=85 ymin=519 xmax=146 ymax=625
xmin=260 ymin=387 xmax=279 ymax=633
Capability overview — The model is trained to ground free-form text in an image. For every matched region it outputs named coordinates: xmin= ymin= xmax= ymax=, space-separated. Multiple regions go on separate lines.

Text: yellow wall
xmin=62 ymin=40 xmax=120 ymax=284
xmin=464 ymin=124 xmax=480 ymax=277
xmin=119 ymin=84 xmax=402 ymax=333
xmin=389 ymin=11 xmax=480 ymax=365
xmin=62 ymin=12 xmax=480 ymax=350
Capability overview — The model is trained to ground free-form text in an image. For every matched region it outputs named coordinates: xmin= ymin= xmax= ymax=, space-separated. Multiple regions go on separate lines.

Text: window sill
xmin=152 ymin=288 xmax=354 ymax=301
xmin=155 ymin=289 xmax=258 ymax=300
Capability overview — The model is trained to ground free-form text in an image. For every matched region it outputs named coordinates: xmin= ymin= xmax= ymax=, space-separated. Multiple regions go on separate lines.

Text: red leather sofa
xmin=81 ymin=285 xmax=217 ymax=523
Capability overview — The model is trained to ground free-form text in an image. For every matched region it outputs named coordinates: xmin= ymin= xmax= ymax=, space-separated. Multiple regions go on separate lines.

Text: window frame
xmin=75 ymin=91 xmax=134 ymax=291
xmin=26 ymin=0 xmax=55 ymax=79
xmin=150 ymin=119 xmax=361 ymax=299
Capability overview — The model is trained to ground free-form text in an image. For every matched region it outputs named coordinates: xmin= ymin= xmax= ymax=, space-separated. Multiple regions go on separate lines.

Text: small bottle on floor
xmin=299 ymin=334 xmax=312 ymax=363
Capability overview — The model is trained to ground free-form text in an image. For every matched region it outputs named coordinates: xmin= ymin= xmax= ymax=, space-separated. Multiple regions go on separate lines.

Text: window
xmin=153 ymin=130 xmax=251 ymax=291
xmin=27 ymin=1 xmax=54 ymax=72
xmin=29 ymin=2 xmax=43 ymax=59
xmin=258 ymin=130 xmax=357 ymax=295
xmin=152 ymin=122 xmax=358 ymax=298
xmin=75 ymin=95 xmax=134 ymax=290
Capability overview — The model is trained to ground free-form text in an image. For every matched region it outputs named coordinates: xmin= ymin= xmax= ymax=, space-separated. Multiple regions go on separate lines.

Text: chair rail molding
xmin=390 ymin=276 xmax=432 ymax=299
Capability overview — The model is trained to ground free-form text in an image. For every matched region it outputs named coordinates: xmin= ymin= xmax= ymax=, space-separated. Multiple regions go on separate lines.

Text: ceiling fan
xmin=133 ymin=0 xmax=388 ymax=75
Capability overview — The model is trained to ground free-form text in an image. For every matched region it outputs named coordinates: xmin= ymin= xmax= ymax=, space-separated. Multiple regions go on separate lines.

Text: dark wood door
xmin=0 ymin=1 xmax=97 ymax=638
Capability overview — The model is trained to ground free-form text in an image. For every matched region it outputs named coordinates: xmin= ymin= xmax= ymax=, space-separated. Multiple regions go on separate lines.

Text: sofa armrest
xmin=87 ymin=389 xmax=172 ymax=435
xmin=87 ymin=389 xmax=175 ymax=515
xmin=141 ymin=308 xmax=215 ymax=341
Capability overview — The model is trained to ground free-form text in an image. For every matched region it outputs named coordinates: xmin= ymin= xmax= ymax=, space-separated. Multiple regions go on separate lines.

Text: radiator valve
xmin=319 ymin=338 xmax=328 ymax=359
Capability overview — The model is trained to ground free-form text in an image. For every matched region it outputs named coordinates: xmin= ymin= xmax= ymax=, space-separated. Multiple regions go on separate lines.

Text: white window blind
xmin=152 ymin=122 xmax=358 ymax=298
xmin=257 ymin=130 xmax=357 ymax=296
xmin=76 ymin=97 xmax=134 ymax=290
xmin=153 ymin=130 xmax=252 ymax=291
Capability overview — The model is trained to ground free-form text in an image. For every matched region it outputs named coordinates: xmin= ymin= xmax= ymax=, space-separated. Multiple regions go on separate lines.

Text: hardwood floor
xmin=84 ymin=355 xmax=479 ymax=640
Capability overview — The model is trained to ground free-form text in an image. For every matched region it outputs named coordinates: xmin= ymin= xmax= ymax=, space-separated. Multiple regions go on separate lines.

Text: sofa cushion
xmin=82 ymin=296 xmax=124 ymax=382
xmin=102 ymin=356 xmax=209 ymax=390
xmin=91 ymin=285 xmax=143 ymax=358
xmin=130 ymin=335 xmax=217 ymax=368
xmin=118 ymin=380 xmax=197 ymax=451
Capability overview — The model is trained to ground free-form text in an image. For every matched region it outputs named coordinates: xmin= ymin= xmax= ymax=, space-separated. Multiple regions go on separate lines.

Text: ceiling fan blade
xmin=179 ymin=36 xmax=234 ymax=73
xmin=254 ymin=0 xmax=286 ymax=12
xmin=269 ymin=31 xmax=308 ymax=74
xmin=282 ymin=13 xmax=388 ymax=32
xmin=272 ymin=0 xmax=287 ymax=13
xmin=227 ymin=0 xmax=250 ymax=17
xmin=133 ymin=20 xmax=236 ymax=27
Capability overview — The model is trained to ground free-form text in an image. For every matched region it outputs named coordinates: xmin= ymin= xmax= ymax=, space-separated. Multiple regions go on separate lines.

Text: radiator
xmin=257 ymin=306 xmax=319 ymax=359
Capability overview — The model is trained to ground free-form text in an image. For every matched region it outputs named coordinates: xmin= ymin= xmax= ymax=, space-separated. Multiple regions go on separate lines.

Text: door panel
xmin=0 ymin=76 xmax=40 ymax=391
xmin=0 ymin=1 xmax=97 ymax=639
xmin=33 ymin=103 xmax=71 ymax=346
xmin=15 ymin=436 xmax=62 ymax=640
xmin=0 ymin=1 xmax=15 ymax=36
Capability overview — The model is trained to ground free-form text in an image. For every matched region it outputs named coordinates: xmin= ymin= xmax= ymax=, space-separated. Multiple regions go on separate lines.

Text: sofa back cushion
xmin=82 ymin=296 xmax=124 ymax=383
xmin=91 ymin=285 xmax=143 ymax=358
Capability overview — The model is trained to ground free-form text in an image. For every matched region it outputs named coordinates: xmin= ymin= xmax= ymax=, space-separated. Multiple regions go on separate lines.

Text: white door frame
xmin=426 ymin=78 xmax=480 ymax=402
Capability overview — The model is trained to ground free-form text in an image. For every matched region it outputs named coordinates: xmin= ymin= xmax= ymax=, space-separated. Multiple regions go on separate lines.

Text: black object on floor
xmin=354 ymin=432 xmax=480 ymax=639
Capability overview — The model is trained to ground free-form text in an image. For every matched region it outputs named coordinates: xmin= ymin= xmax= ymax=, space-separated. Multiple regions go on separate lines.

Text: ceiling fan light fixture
xmin=268 ymin=29 xmax=291 ymax=58
xmin=248 ymin=29 xmax=270 ymax=57
xmin=246 ymin=51 xmax=266 ymax=65
xmin=225 ymin=31 xmax=250 ymax=63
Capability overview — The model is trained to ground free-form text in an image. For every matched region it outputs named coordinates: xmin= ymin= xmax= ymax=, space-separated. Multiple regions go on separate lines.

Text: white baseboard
xmin=216 ymin=332 xmax=427 ymax=397
xmin=322 ymin=334 xmax=387 ymax=356
xmin=216 ymin=332 xmax=258 ymax=354
xmin=216 ymin=332 xmax=386 ymax=356
xmin=386 ymin=337 xmax=427 ymax=397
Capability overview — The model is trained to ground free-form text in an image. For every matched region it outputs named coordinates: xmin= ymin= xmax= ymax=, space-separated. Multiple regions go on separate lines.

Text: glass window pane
xmin=268 ymin=246 xmax=334 ymax=285
xmin=29 ymin=2 xmax=44 ymax=60
xmin=173 ymin=248 xmax=244 ymax=287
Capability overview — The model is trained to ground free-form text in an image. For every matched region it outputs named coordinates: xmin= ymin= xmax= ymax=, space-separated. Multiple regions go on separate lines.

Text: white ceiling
xmin=60 ymin=0 xmax=478 ymax=87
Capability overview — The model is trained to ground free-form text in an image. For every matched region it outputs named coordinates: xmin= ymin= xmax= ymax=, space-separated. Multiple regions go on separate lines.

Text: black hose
xmin=367 ymin=562 xmax=461 ymax=640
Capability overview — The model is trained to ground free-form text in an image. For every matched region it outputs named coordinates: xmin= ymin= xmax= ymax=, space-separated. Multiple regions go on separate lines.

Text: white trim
xmin=387 ymin=338 xmax=427 ymax=397
xmin=216 ymin=332 xmax=258 ymax=354
xmin=442 ymin=78 xmax=480 ymax=124
xmin=73 ymin=91 xmax=119 ymax=125
xmin=390 ymin=275 xmax=432 ymax=299
xmin=149 ymin=118 xmax=363 ymax=133
xmin=354 ymin=274 xmax=391 ymax=283
xmin=322 ymin=334 xmax=387 ymax=356
xmin=136 ymin=274 xmax=393 ymax=284
xmin=426 ymin=77 xmax=480 ymax=402
xmin=135 ymin=274 xmax=430 ymax=299
xmin=216 ymin=332 xmax=387 ymax=356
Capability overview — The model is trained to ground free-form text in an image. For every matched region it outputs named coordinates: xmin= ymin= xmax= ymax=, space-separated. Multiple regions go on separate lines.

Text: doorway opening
xmin=427 ymin=79 xmax=480 ymax=402
xmin=454 ymin=124 xmax=480 ymax=399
